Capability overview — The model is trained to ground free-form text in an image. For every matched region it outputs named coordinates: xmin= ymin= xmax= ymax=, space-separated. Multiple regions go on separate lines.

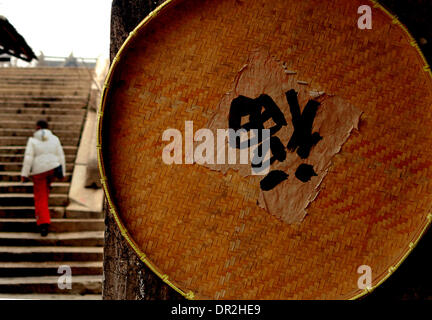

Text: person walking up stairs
xmin=20 ymin=120 xmax=66 ymax=237
xmin=0 ymin=67 xmax=104 ymax=300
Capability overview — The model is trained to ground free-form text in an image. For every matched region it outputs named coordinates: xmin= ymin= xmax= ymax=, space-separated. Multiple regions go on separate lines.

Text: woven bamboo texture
xmin=98 ymin=0 xmax=432 ymax=299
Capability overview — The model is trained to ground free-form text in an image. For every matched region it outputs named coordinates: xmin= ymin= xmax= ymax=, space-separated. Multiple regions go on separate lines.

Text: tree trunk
xmin=102 ymin=0 xmax=183 ymax=300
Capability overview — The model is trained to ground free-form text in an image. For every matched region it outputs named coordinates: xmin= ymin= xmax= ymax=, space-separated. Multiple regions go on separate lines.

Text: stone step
xmin=0 ymin=219 xmax=104 ymax=233
xmin=0 ymin=113 xmax=84 ymax=122
xmin=0 ymin=137 xmax=80 ymax=147
xmin=65 ymin=208 xmax=104 ymax=219
xmin=0 ymin=83 xmax=92 ymax=91
xmin=0 ymin=246 xmax=103 ymax=262
xmin=0 ymin=68 xmax=92 ymax=76
xmin=0 ymin=78 xmax=91 ymax=84
xmin=0 ymin=146 xmax=77 ymax=155
xmin=0 ymin=172 xmax=72 ymax=182
xmin=0 ymin=101 xmax=86 ymax=109
xmin=0 ymin=108 xmax=85 ymax=116
xmin=0 ymin=231 xmax=104 ymax=247
xmin=0 ymin=90 xmax=90 ymax=97
xmin=0 ymin=206 xmax=101 ymax=219
xmin=0 ymin=162 xmax=74 ymax=172
xmin=0 ymin=261 xmax=102 ymax=277
xmin=0 ymin=293 xmax=101 ymax=300
xmin=0 ymin=75 xmax=92 ymax=80
xmin=0 ymin=275 xmax=102 ymax=295
xmin=1 ymin=130 xmax=83 ymax=140
xmin=0 ymin=66 xmax=92 ymax=72
xmin=0 ymin=206 xmax=65 ymax=219
xmin=0 ymin=194 xmax=68 ymax=207
xmin=0 ymin=76 xmax=92 ymax=82
xmin=0 ymin=69 xmax=92 ymax=74
xmin=0 ymin=82 xmax=91 ymax=88
xmin=0 ymin=84 xmax=90 ymax=90
xmin=0 ymin=69 xmax=92 ymax=75
xmin=0 ymin=182 xmax=70 ymax=194
xmin=0 ymin=153 xmax=75 ymax=162
xmin=0 ymin=120 xmax=83 ymax=130
xmin=0 ymin=118 xmax=83 ymax=132
xmin=0 ymin=77 xmax=92 ymax=82
xmin=0 ymin=79 xmax=92 ymax=86
xmin=0 ymin=75 xmax=93 ymax=82
xmin=0 ymin=95 xmax=89 ymax=103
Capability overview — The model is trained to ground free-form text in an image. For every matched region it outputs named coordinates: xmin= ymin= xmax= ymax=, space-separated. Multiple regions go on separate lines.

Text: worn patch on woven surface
xmin=202 ymin=49 xmax=362 ymax=223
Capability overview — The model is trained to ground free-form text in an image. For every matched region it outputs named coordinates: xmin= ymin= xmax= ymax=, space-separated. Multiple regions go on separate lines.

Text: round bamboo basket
xmin=98 ymin=0 xmax=432 ymax=299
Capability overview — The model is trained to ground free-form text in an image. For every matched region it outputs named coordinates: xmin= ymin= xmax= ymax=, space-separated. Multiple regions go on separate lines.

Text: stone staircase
xmin=0 ymin=67 xmax=103 ymax=300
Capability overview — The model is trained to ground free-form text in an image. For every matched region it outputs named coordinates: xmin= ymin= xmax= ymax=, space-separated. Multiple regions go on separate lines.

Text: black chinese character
xmin=285 ymin=89 xmax=322 ymax=159
xmin=228 ymin=90 xmax=320 ymax=191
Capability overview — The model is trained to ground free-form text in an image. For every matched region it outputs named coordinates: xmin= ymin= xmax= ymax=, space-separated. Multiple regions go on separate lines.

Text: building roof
xmin=0 ymin=15 xmax=37 ymax=62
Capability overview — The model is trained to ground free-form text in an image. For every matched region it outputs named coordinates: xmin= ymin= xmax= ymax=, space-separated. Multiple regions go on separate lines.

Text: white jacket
xmin=21 ymin=129 xmax=66 ymax=177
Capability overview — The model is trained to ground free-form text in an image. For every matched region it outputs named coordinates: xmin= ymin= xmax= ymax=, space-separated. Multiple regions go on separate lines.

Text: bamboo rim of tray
xmin=96 ymin=0 xmax=432 ymax=300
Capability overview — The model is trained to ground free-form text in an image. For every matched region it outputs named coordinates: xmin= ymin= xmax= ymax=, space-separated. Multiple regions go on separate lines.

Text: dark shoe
xmin=40 ymin=224 xmax=49 ymax=237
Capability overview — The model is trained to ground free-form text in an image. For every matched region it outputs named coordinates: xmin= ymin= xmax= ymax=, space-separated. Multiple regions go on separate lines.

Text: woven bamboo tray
xmin=98 ymin=0 xmax=432 ymax=299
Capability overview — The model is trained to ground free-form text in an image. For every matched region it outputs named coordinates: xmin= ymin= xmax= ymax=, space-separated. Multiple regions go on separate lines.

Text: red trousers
xmin=31 ymin=169 xmax=54 ymax=226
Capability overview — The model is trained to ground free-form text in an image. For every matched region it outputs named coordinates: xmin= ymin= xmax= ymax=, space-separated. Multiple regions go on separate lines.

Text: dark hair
xmin=36 ymin=120 xmax=48 ymax=129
